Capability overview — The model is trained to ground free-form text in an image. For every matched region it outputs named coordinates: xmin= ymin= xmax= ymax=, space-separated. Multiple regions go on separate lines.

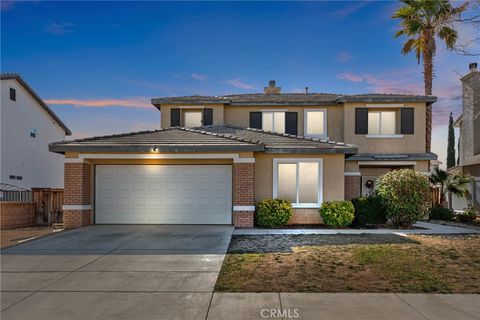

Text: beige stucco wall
xmin=254 ymin=152 xmax=345 ymax=204
xmin=158 ymin=104 xmax=225 ymax=128
xmin=224 ymin=105 xmax=344 ymax=141
xmin=343 ymin=102 xmax=427 ymax=154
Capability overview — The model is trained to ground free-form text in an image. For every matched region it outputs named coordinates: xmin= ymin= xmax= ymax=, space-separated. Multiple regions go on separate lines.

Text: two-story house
xmin=452 ymin=63 xmax=480 ymax=209
xmin=1 ymin=74 xmax=71 ymax=191
xmin=50 ymin=80 xmax=436 ymax=229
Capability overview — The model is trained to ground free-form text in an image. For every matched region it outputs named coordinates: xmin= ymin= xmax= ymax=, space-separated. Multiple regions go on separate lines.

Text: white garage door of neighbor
xmin=95 ymin=165 xmax=232 ymax=224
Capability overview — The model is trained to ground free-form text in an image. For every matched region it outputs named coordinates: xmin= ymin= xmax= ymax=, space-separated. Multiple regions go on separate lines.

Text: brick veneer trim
xmin=63 ymin=209 xmax=91 ymax=229
xmin=344 ymin=175 xmax=361 ymax=200
xmin=233 ymin=211 xmax=254 ymax=228
xmin=64 ymin=162 xmax=91 ymax=205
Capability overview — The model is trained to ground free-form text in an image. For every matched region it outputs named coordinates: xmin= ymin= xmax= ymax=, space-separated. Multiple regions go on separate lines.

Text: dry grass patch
xmin=215 ymin=234 xmax=480 ymax=293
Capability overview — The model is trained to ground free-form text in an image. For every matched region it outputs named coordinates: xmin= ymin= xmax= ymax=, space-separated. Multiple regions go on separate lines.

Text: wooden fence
xmin=32 ymin=188 xmax=64 ymax=225
xmin=432 ymin=187 xmax=441 ymax=207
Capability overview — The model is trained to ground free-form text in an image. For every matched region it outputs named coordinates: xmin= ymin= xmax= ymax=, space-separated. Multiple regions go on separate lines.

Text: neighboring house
xmin=1 ymin=74 xmax=71 ymax=190
xmin=451 ymin=63 xmax=480 ymax=209
xmin=50 ymin=80 xmax=436 ymax=228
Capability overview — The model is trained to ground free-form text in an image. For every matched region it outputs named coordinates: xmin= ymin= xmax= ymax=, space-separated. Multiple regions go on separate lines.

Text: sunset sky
xmin=2 ymin=1 xmax=479 ymax=165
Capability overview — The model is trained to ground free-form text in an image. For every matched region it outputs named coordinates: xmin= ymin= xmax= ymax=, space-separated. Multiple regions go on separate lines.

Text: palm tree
xmin=392 ymin=0 xmax=468 ymax=152
xmin=429 ymin=167 xmax=471 ymax=208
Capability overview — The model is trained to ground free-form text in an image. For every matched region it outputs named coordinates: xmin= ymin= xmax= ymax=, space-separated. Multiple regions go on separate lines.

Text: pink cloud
xmin=226 ymin=78 xmax=255 ymax=90
xmin=46 ymin=98 xmax=152 ymax=108
xmin=337 ymin=72 xmax=364 ymax=82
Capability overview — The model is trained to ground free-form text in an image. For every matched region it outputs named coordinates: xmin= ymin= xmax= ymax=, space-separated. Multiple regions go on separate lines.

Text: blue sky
xmin=1 ymin=1 xmax=479 ymax=165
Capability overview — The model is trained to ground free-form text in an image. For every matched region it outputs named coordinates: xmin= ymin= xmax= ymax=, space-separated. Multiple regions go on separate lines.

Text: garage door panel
xmin=95 ymin=165 xmax=232 ymax=224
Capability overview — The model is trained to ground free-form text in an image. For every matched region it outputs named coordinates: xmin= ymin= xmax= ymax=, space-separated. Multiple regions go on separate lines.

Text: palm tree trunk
xmin=423 ymin=41 xmax=434 ymax=155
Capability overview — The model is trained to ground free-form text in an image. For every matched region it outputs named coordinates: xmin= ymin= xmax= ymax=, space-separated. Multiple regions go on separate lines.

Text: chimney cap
xmin=269 ymin=80 xmax=276 ymax=87
xmin=469 ymin=62 xmax=478 ymax=72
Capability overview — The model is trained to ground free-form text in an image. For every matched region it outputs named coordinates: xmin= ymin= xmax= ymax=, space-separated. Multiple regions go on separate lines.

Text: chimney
xmin=469 ymin=62 xmax=478 ymax=72
xmin=264 ymin=80 xmax=281 ymax=94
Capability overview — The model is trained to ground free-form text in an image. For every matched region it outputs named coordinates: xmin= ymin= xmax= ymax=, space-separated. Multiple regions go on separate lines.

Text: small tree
xmin=429 ymin=167 xmax=471 ymax=208
xmin=447 ymin=112 xmax=455 ymax=168
xmin=375 ymin=169 xmax=431 ymax=228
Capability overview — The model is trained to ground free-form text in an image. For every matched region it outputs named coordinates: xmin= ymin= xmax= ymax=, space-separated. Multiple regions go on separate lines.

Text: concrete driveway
xmin=1 ymin=224 xmax=234 ymax=320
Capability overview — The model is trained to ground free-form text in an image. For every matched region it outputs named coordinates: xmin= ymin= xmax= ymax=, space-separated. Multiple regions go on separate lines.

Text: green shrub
xmin=255 ymin=198 xmax=292 ymax=228
xmin=429 ymin=207 xmax=455 ymax=221
xmin=319 ymin=200 xmax=355 ymax=228
xmin=351 ymin=195 xmax=387 ymax=227
xmin=375 ymin=169 xmax=431 ymax=228
xmin=457 ymin=206 xmax=479 ymax=223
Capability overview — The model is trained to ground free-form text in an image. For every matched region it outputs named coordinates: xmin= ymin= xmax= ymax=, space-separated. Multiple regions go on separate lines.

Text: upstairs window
xmin=368 ymin=110 xmax=396 ymax=135
xmin=262 ymin=111 xmax=285 ymax=133
xmin=183 ymin=110 xmax=202 ymax=128
xmin=30 ymin=129 xmax=37 ymax=138
xmin=9 ymin=88 xmax=16 ymax=101
xmin=304 ymin=109 xmax=327 ymax=138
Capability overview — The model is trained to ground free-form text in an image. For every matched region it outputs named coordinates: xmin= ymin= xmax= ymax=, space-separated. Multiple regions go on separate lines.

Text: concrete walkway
xmin=234 ymin=221 xmax=480 ymax=235
xmin=207 ymin=293 xmax=480 ymax=320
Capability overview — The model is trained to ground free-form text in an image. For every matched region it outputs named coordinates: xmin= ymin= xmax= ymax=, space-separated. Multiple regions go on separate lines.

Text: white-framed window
xmin=304 ymin=109 xmax=327 ymax=138
xmin=183 ymin=110 xmax=203 ymax=128
xmin=273 ymin=158 xmax=323 ymax=208
xmin=262 ymin=111 xmax=285 ymax=133
xmin=368 ymin=110 xmax=396 ymax=135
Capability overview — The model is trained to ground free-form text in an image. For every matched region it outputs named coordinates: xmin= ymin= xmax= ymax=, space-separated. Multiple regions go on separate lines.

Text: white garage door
xmin=95 ymin=165 xmax=232 ymax=224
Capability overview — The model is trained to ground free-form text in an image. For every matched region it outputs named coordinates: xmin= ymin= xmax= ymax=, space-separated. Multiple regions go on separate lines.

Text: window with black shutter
xmin=285 ymin=112 xmax=298 ymax=135
xmin=203 ymin=108 xmax=213 ymax=126
xmin=400 ymin=108 xmax=414 ymax=134
xmin=170 ymin=109 xmax=180 ymax=127
xmin=10 ymin=88 xmax=16 ymax=101
xmin=249 ymin=112 xmax=262 ymax=129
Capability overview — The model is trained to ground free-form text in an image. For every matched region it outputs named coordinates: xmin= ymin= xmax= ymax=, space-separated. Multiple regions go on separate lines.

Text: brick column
xmin=63 ymin=162 xmax=92 ymax=229
xmin=344 ymin=175 xmax=361 ymax=200
xmin=232 ymin=162 xmax=255 ymax=228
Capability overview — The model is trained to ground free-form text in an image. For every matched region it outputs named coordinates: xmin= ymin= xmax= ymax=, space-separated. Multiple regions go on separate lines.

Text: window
xmin=262 ymin=112 xmax=285 ymax=133
xmin=9 ymin=88 xmax=16 ymax=101
xmin=305 ymin=110 xmax=327 ymax=138
xmin=30 ymin=129 xmax=37 ymax=138
xmin=9 ymin=175 xmax=15 ymax=180
xmin=368 ymin=110 xmax=396 ymax=135
xmin=183 ymin=110 xmax=202 ymax=128
xmin=273 ymin=159 xmax=323 ymax=208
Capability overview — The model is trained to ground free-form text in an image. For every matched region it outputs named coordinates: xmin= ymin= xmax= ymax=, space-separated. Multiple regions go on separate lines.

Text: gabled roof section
xmin=49 ymin=127 xmax=264 ymax=154
xmin=151 ymin=92 xmax=437 ymax=108
xmin=202 ymin=126 xmax=358 ymax=154
xmin=1 ymin=73 xmax=72 ymax=135
xmin=49 ymin=126 xmax=358 ymax=155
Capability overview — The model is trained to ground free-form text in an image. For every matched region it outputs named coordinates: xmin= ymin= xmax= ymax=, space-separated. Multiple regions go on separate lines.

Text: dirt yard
xmin=215 ymin=234 xmax=480 ymax=293
xmin=0 ymin=227 xmax=63 ymax=249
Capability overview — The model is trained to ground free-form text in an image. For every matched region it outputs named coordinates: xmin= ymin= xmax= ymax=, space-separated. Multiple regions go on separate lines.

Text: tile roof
xmin=151 ymin=93 xmax=437 ymax=107
xmin=49 ymin=126 xmax=357 ymax=155
xmin=1 ymin=73 xmax=72 ymax=135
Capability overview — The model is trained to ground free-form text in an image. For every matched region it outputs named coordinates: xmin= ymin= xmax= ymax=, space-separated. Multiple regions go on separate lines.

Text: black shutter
xmin=355 ymin=108 xmax=368 ymax=134
xmin=401 ymin=108 xmax=414 ymax=134
xmin=249 ymin=112 xmax=262 ymax=129
xmin=171 ymin=108 xmax=180 ymax=127
xmin=203 ymin=108 xmax=213 ymax=126
xmin=285 ymin=112 xmax=298 ymax=135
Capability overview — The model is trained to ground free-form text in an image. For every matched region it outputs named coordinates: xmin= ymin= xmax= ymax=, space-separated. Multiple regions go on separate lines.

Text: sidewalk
xmin=206 ymin=293 xmax=479 ymax=320
xmin=234 ymin=221 xmax=480 ymax=235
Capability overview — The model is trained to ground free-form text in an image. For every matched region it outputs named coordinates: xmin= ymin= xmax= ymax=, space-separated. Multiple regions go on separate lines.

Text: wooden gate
xmin=32 ymin=188 xmax=64 ymax=225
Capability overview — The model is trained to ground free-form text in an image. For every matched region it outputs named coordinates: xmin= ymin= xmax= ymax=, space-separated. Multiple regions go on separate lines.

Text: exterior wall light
xmin=152 ymin=145 xmax=158 ymax=152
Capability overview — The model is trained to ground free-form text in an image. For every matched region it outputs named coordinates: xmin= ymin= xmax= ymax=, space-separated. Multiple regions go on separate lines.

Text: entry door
xmin=95 ymin=165 xmax=232 ymax=224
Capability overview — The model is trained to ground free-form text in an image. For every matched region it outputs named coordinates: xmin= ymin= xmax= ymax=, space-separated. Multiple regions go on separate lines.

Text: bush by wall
xmin=375 ymin=169 xmax=431 ymax=228
xmin=319 ymin=200 xmax=355 ymax=228
xmin=429 ymin=207 xmax=455 ymax=221
xmin=457 ymin=206 xmax=479 ymax=223
xmin=351 ymin=195 xmax=387 ymax=227
xmin=255 ymin=198 xmax=292 ymax=228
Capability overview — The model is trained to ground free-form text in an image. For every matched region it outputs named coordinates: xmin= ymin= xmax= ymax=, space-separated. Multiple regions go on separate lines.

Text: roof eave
xmin=337 ymin=96 xmax=437 ymax=103
xmin=264 ymin=147 xmax=358 ymax=154
xmin=229 ymin=101 xmax=336 ymax=106
xmin=49 ymin=144 xmax=264 ymax=154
